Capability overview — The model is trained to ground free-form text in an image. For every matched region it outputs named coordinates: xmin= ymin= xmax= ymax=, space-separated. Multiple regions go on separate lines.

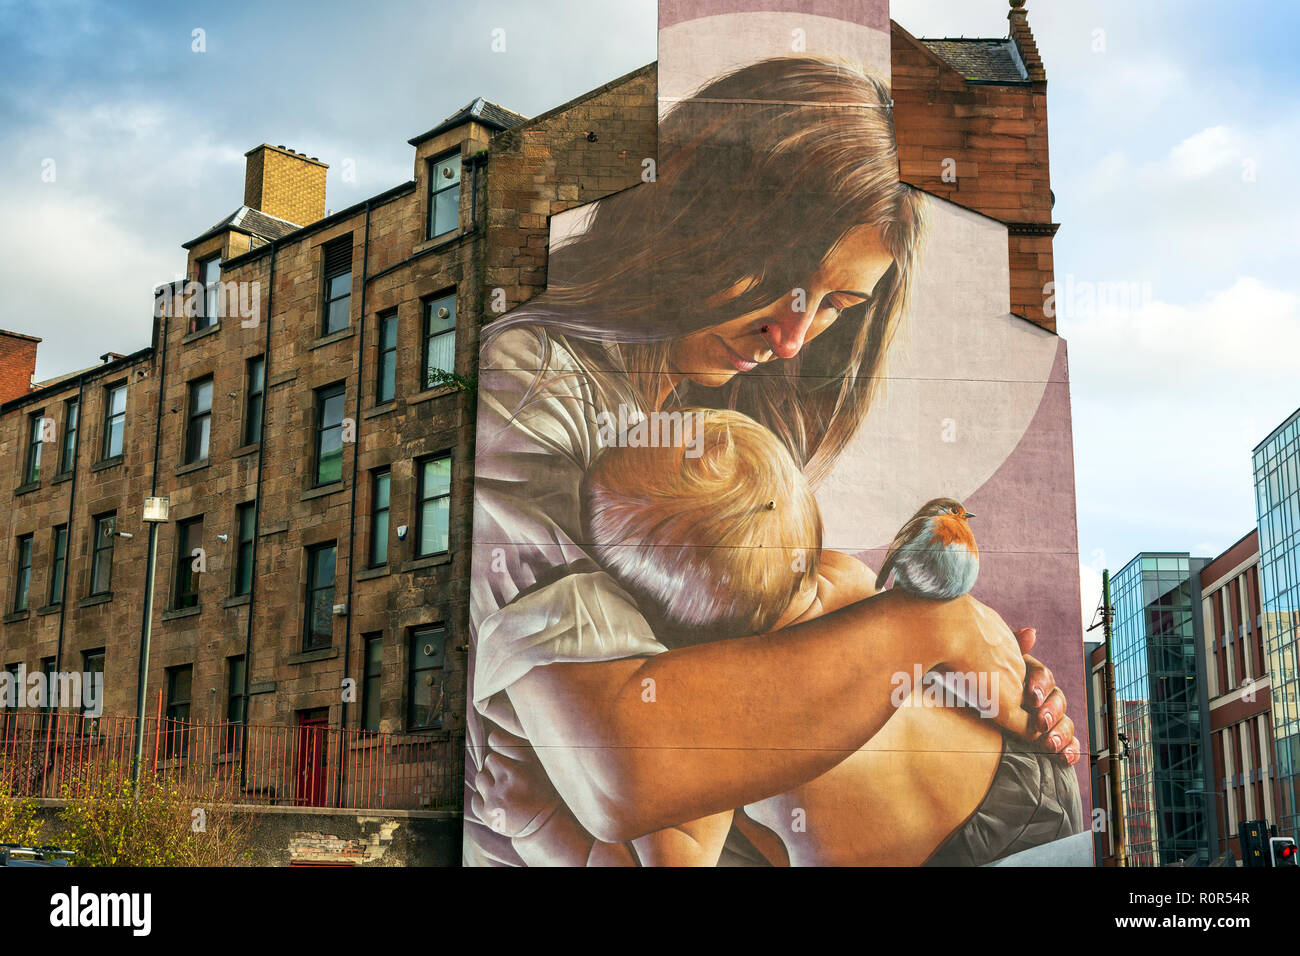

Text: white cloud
xmin=1166 ymin=125 xmax=1241 ymax=181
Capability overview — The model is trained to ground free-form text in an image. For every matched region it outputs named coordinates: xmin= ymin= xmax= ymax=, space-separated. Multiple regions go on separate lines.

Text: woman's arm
xmin=507 ymin=589 xmax=1034 ymax=844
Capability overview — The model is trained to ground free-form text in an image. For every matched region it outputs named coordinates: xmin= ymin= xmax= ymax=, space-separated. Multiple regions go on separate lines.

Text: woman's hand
xmin=921 ymin=594 xmax=1077 ymax=763
xmin=1014 ymin=627 xmax=1080 ymax=766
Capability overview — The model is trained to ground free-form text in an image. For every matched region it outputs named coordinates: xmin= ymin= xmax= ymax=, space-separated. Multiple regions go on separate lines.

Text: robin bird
xmin=875 ymin=497 xmax=979 ymax=600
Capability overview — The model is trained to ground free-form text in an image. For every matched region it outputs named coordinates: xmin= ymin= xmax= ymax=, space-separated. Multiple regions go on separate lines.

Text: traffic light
xmin=1240 ymin=821 xmax=1269 ymax=867
xmin=1271 ymin=837 xmax=1298 ymax=867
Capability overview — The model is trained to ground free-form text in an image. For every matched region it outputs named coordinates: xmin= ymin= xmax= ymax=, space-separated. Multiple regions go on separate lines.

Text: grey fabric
xmin=924 ymin=736 xmax=1084 ymax=867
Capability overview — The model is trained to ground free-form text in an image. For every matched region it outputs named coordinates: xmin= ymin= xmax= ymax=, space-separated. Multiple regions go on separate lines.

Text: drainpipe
xmin=337 ymin=198 xmax=373 ymax=806
xmin=239 ymin=241 xmax=278 ymax=791
xmin=52 ymin=377 xmax=87 ymax=677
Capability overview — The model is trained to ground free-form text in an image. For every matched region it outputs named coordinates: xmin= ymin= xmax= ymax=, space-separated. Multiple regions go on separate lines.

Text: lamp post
xmin=130 ymin=495 xmax=169 ymax=791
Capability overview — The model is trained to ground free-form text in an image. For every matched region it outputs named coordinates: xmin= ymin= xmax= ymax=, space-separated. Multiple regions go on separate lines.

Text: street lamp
xmin=130 ymin=496 xmax=170 ymax=790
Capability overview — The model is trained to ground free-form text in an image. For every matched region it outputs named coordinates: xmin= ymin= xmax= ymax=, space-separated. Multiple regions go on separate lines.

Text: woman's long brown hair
xmin=485 ymin=55 xmax=928 ymax=486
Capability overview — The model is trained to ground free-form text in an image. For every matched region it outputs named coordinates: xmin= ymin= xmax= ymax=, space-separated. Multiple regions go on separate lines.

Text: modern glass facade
xmin=1254 ymin=409 xmax=1300 ymax=836
xmin=1111 ymin=553 xmax=1211 ymax=865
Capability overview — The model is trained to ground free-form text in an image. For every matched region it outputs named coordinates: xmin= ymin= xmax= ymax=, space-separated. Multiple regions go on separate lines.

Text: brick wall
xmin=244 ymin=145 xmax=328 ymax=227
xmin=0 ymin=332 xmax=39 ymax=404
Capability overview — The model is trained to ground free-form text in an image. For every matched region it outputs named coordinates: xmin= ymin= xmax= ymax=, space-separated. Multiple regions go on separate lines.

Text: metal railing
xmin=0 ymin=710 xmax=461 ymax=811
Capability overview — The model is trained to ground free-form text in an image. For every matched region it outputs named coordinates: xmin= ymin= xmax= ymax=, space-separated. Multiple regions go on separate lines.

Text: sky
xmin=3 ymin=0 xmax=1297 ymax=633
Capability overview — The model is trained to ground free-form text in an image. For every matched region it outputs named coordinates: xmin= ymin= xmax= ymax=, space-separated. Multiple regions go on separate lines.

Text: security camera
xmin=216 ymin=534 xmax=229 ymax=543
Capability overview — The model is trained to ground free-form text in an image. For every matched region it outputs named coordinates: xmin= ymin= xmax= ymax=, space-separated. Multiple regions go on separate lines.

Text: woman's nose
xmin=761 ymin=301 xmax=819 ymax=360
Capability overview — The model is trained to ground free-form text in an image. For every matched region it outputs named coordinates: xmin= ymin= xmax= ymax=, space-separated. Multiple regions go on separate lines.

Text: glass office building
xmin=1255 ymin=409 xmax=1300 ymax=835
xmin=1111 ymin=553 xmax=1213 ymax=865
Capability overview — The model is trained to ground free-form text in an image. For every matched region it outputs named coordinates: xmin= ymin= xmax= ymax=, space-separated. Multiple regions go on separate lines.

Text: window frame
xmin=23 ymin=411 xmax=44 ymax=485
xmin=195 ymin=255 xmax=222 ymax=332
xmin=101 ymin=383 xmax=127 ymax=461
xmin=171 ymin=515 xmax=204 ymax=610
xmin=164 ymin=664 xmax=193 ymax=759
xmin=406 ymin=624 xmax=446 ymax=731
xmin=48 ymin=525 xmax=67 ymax=606
xmin=426 ymin=151 xmax=462 ymax=241
xmin=421 ymin=294 xmax=457 ymax=391
xmin=369 ymin=468 xmax=391 ymax=568
xmin=225 ymin=655 xmax=245 ymax=753
xmin=243 ymin=356 xmax=266 ymax=446
xmin=81 ymin=648 xmax=105 ymax=723
xmin=303 ymin=541 xmax=338 ymax=652
xmin=415 ymin=453 xmax=452 ymax=559
xmin=13 ymin=534 xmax=33 ymax=613
xmin=89 ymin=512 xmax=116 ymax=596
xmin=320 ymin=238 xmax=353 ymax=337
xmin=184 ymin=375 xmax=214 ymax=464
xmin=313 ymin=382 xmax=347 ymax=487
xmin=59 ymin=397 xmax=79 ymax=474
xmin=376 ymin=310 xmax=398 ymax=405
xmin=233 ymin=502 xmax=255 ymax=597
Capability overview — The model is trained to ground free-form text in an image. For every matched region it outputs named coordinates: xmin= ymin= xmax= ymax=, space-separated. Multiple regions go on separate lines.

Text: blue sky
xmin=3 ymin=0 xmax=1296 ymax=626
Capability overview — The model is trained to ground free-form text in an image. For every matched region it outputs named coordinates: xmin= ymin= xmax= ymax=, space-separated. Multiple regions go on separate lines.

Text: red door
xmin=295 ymin=710 xmax=329 ymax=807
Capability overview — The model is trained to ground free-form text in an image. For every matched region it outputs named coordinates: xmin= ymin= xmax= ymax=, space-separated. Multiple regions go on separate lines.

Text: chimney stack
xmin=0 ymin=331 xmax=40 ymax=404
xmin=243 ymin=144 xmax=328 ymax=226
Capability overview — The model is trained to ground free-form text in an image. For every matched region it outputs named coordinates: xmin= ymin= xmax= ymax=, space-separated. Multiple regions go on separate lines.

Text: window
xmin=1 ymin=663 xmax=19 ymax=736
xmin=102 ymin=384 xmax=126 ymax=460
xmin=416 ymin=455 xmax=451 ymax=558
xmin=314 ymin=383 xmax=347 ymax=486
xmin=426 ymin=152 xmax=461 ymax=240
xmin=225 ymin=656 xmax=245 ymax=753
xmin=48 ymin=525 xmax=67 ymax=606
xmin=321 ymin=237 xmax=352 ymax=336
xmin=196 ymin=256 xmax=222 ymax=331
xmin=244 ymin=356 xmax=265 ymax=446
xmin=376 ymin=311 xmax=398 ymax=404
xmin=361 ymin=634 xmax=382 ymax=732
xmin=59 ymin=398 xmax=78 ymax=474
xmin=185 ymin=376 xmax=213 ymax=464
xmin=422 ymin=294 xmax=456 ymax=389
xmin=23 ymin=412 xmax=43 ymax=485
xmin=165 ymin=665 xmax=192 ymax=759
xmin=304 ymin=542 xmax=337 ymax=651
xmin=90 ymin=513 xmax=116 ymax=595
xmin=13 ymin=535 xmax=32 ymax=612
xmin=407 ymin=625 xmax=446 ymax=730
xmin=370 ymin=469 xmax=390 ymax=567
xmin=172 ymin=515 xmax=203 ymax=609
xmin=234 ymin=503 xmax=255 ymax=597
xmin=82 ymin=649 xmax=105 ymax=722
xmin=40 ymin=657 xmax=55 ymax=723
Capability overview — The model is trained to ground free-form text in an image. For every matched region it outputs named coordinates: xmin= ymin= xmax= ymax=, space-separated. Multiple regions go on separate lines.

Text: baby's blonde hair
xmin=581 ymin=408 xmax=822 ymax=638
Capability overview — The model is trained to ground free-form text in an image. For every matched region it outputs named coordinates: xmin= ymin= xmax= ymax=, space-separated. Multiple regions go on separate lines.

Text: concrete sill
xmin=355 ymin=566 xmax=390 ymax=582
xmin=408 ymin=385 xmax=458 ymax=406
xmin=222 ymin=594 xmax=251 ymax=609
xmin=363 ymin=402 xmax=397 ymax=420
xmin=51 ymin=472 xmax=72 ymax=485
xmin=175 ymin=459 xmax=210 ymax=476
xmin=91 ymin=456 xmax=123 ymax=473
xmin=259 ymin=521 xmax=289 ymax=537
xmin=414 ymin=231 xmax=465 ymax=256
xmin=162 ymin=605 xmax=202 ymax=622
xmin=78 ymin=593 xmax=112 ymax=608
xmin=181 ymin=323 xmax=221 ymax=344
xmin=287 ymin=647 xmax=339 ymax=665
xmin=405 ymin=553 xmax=451 ymax=572
xmin=301 ymin=481 xmax=345 ymax=502
xmin=3 ymin=610 xmax=30 ymax=624
xmin=308 ymin=327 xmax=355 ymax=351
xmin=14 ymin=481 xmax=39 ymax=496
xmin=249 ymin=681 xmax=276 ymax=695
xmin=232 ymin=443 xmax=260 ymax=459
xmin=36 ymin=604 xmax=61 ymax=617
xmin=268 ymin=369 xmax=298 ymax=388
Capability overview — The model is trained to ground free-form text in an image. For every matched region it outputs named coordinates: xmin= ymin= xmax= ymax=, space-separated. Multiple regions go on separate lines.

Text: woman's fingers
xmin=1042 ymin=711 xmax=1074 ymax=753
xmin=1036 ymin=687 xmax=1067 ymax=735
xmin=487 ymin=728 xmax=534 ymax=762
xmin=1022 ymin=653 xmax=1055 ymax=709
xmin=1014 ymin=626 xmax=1036 ymax=655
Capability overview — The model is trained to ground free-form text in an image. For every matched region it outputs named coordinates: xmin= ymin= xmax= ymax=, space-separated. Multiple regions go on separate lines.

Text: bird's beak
xmin=964 ymin=512 xmax=976 ymax=519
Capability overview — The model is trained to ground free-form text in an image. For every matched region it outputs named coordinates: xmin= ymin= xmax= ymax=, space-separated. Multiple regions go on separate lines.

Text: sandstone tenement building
xmin=0 ymin=3 xmax=1057 ymax=808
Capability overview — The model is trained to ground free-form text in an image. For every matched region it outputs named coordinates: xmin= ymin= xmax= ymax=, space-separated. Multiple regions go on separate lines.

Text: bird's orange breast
xmin=931 ymin=515 xmax=977 ymax=553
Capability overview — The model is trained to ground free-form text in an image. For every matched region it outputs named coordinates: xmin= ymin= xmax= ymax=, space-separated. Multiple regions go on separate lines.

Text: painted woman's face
xmin=667 ymin=225 xmax=896 ymax=390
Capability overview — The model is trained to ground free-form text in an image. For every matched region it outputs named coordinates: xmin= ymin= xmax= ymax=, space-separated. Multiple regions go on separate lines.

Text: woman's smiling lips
xmin=716 ymin=336 xmax=760 ymax=372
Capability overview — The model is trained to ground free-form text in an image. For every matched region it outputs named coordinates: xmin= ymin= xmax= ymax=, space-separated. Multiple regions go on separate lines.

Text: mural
xmin=464 ymin=0 xmax=1089 ymax=866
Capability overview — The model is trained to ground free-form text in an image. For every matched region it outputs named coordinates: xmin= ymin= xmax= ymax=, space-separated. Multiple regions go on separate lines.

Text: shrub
xmin=0 ymin=779 xmax=44 ymax=847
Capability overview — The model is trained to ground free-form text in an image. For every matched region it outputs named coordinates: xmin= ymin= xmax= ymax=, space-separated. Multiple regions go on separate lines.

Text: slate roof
xmin=919 ymin=38 xmax=1029 ymax=84
xmin=183 ymin=205 xmax=303 ymax=250
xmin=408 ymin=97 xmax=530 ymax=146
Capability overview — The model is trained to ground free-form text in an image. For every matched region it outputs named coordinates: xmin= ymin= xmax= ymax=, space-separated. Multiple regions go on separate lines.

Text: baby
xmin=501 ymin=408 xmax=1081 ymax=865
